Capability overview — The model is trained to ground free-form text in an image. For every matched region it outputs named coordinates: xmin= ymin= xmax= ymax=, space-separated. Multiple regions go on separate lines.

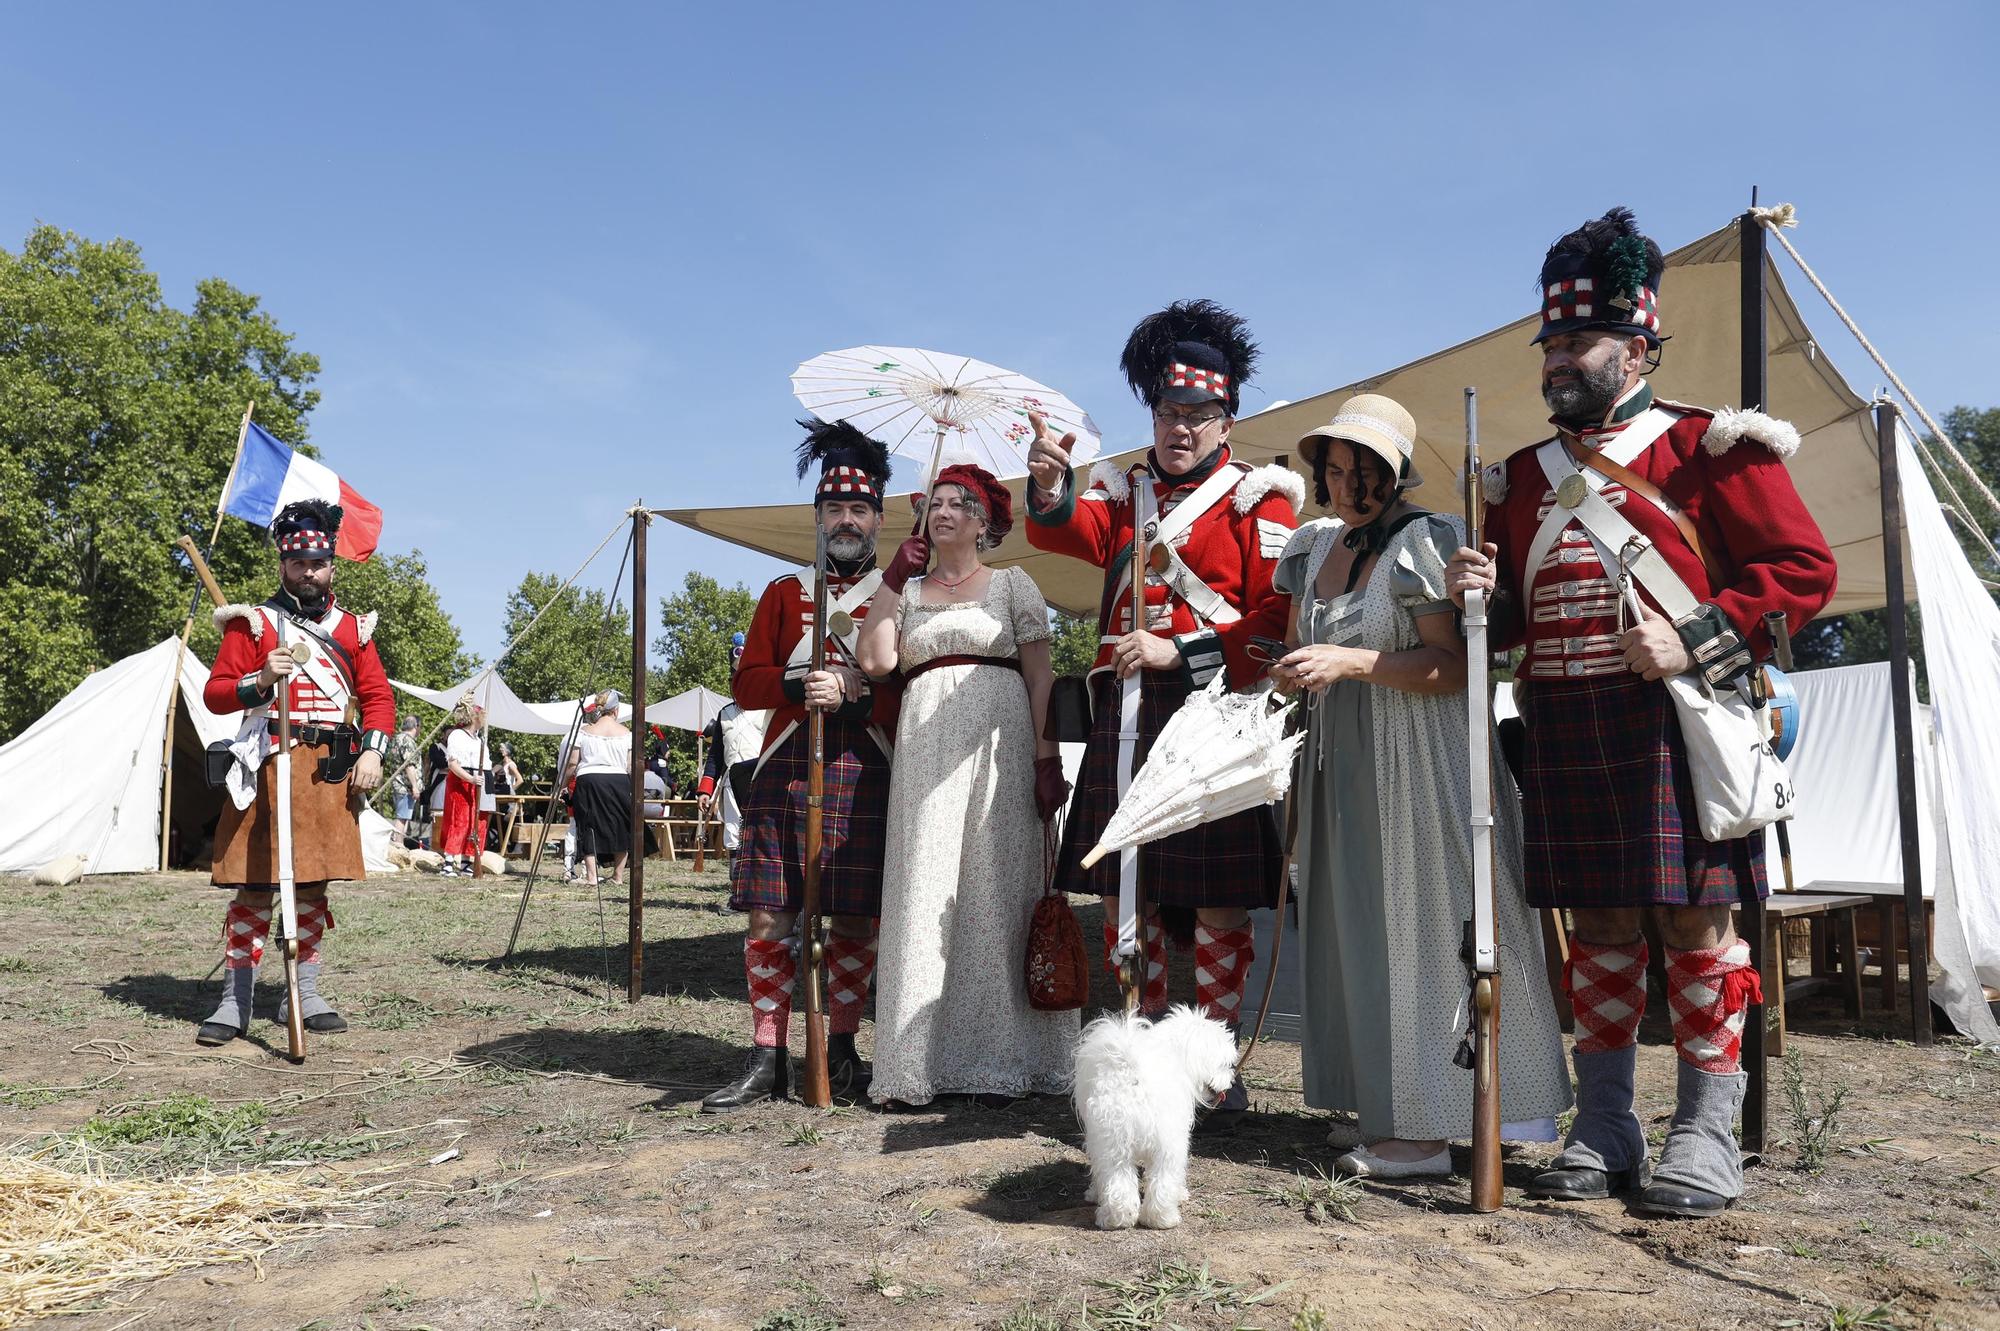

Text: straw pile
xmin=0 ymin=1143 xmax=379 ymax=1327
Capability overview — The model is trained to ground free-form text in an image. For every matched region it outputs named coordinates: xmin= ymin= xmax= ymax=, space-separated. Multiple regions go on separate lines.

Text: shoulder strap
xmin=1572 ymin=445 xmax=1712 ymax=578
xmin=262 ymin=599 xmax=357 ymax=692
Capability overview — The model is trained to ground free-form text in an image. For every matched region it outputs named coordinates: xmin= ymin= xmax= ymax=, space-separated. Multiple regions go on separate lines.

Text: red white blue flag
xmin=222 ymin=423 xmax=384 ymax=561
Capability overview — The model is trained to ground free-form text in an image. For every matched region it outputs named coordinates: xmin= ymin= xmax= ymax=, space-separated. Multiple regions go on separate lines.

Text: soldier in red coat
xmin=1025 ymin=300 xmax=1302 ymax=1129
xmin=702 ymin=421 xmax=904 ymax=1111
xmin=1448 ymin=209 xmax=1837 ymax=1216
xmin=196 ymin=500 xmax=396 ymax=1046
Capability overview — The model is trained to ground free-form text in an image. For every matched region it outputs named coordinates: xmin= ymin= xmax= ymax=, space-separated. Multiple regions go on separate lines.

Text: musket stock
xmin=798 ymin=529 xmax=833 ymax=1108
xmin=1463 ymin=388 xmax=1502 ymax=1212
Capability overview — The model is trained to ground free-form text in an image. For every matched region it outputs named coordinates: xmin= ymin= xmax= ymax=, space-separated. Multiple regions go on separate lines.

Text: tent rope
xmin=1753 ymin=204 xmax=2000 ymax=569
xmin=377 ymin=511 xmax=634 ymax=813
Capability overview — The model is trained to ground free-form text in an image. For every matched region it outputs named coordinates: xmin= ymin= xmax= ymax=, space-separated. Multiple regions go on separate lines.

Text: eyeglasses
xmin=1152 ymin=406 xmax=1227 ymax=431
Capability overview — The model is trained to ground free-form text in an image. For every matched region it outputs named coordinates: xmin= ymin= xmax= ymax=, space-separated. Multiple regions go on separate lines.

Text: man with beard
xmin=1025 ymin=299 xmax=1302 ymax=1130
xmin=197 ymin=500 xmax=395 ymax=1045
xmin=1446 ymin=208 xmax=1837 ymax=1216
xmin=702 ymin=421 xmax=903 ymax=1110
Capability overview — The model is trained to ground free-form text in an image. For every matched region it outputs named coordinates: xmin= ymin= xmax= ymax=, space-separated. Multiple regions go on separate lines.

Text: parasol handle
xmin=910 ymin=421 xmax=949 ymax=538
xmin=1079 ymin=842 xmax=1111 ymax=871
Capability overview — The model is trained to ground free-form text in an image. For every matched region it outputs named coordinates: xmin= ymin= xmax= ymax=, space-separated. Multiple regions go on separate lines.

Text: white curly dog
xmin=1072 ymin=1005 xmax=1241 ymax=1230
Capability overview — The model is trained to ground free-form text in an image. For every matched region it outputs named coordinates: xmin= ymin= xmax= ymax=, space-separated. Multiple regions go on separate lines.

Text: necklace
xmin=928 ymin=565 xmax=982 ymax=591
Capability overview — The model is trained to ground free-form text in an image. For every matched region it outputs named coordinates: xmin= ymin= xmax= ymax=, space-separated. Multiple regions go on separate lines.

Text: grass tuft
xmin=1783 ymin=1047 xmax=1850 ymax=1173
xmin=1250 ymin=1162 xmax=1365 ymax=1224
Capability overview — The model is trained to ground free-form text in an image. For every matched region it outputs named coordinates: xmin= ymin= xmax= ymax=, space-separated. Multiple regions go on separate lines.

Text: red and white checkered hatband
xmin=1542 ymin=279 xmax=1660 ymax=334
xmin=1166 ymin=362 xmax=1228 ymax=396
xmin=277 ymin=530 xmax=335 ymax=556
xmin=815 ymin=465 xmax=881 ymax=501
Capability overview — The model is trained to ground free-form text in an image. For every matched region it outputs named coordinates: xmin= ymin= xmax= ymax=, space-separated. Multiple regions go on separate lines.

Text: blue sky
xmin=6 ymin=3 xmax=1995 ymax=662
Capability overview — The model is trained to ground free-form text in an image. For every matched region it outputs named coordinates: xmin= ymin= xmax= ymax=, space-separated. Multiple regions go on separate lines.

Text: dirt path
xmin=1 ymin=869 xmax=1995 ymax=1330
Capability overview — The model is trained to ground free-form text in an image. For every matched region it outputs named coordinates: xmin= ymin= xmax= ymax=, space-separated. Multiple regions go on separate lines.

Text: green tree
xmin=652 ymin=571 xmax=757 ymax=786
xmin=0 ymin=224 xmax=468 ymax=740
xmin=1049 ymin=610 xmax=1099 ymax=677
xmin=494 ymin=572 xmax=632 ymax=780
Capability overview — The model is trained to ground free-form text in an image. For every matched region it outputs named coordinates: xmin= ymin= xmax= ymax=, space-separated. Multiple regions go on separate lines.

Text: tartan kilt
xmin=1519 ymin=672 xmax=1768 ymax=911
xmin=1051 ymin=672 xmax=1281 ymax=909
xmin=729 ymin=717 xmax=890 ymax=918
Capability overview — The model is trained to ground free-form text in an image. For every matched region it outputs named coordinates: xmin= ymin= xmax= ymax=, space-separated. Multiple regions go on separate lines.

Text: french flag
xmin=222 ymin=423 xmax=384 ymax=561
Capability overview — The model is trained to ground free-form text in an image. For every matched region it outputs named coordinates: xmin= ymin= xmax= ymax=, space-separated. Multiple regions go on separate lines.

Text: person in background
xmin=438 ymin=701 xmax=488 ymax=877
xmin=564 ymin=689 xmax=633 ymax=888
xmin=698 ymin=632 xmax=766 ymax=858
xmin=387 ymin=714 xmax=423 ymax=842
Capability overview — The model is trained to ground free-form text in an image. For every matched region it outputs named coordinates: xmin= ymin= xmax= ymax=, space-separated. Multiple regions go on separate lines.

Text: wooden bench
xmin=1731 ymin=891 xmax=1870 ymax=1053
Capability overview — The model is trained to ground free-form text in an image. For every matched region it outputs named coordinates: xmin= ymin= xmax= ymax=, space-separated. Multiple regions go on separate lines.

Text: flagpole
xmin=159 ymin=401 xmax=256 ymax=871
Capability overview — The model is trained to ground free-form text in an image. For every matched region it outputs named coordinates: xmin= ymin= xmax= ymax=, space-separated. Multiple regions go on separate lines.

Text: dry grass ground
xmin=1 ymin=866 xmax=1996 ymax=1331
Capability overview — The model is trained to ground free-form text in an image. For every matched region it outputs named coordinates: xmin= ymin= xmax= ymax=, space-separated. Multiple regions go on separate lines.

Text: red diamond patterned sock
xmin=1565 ymin=936 xmax=1648 ymax=1054
xmin=1665 ymin=940 xmax=1762 ymax=1073
xmin=745 ymin=936 xmax=794 ymax=1048
xmin=823 ymin=933 xmax=877 ymax=1036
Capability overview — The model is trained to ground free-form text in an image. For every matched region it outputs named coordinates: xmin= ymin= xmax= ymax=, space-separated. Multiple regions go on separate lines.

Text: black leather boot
xmin=828 ymin=1033 xmax=871 ymax=1100
xmin=701 ymin=1045 xmax=789 ymax=1112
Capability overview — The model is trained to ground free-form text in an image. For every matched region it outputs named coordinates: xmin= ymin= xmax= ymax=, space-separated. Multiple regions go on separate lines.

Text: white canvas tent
xmin=649 ymin=685 xmax=731 ymax=734
xmin=0 ymin=637 xmax=234 ymax=875
xmin=664 ymin=211 xmax=2000 ymax=1043
xmin=390 ymin=670 xmax=576 ymax=736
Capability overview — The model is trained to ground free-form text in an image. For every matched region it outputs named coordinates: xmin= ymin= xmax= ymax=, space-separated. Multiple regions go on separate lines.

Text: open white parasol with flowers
xmin=1080 ymin=675 xmax=1305 ymax=869
xmin=791 ymin=346 xmax=1103 ymax=501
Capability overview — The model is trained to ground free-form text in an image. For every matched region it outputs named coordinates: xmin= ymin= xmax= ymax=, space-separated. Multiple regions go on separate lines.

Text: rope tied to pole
xmin=1752 ymin=203 xmax=2000 ymax=571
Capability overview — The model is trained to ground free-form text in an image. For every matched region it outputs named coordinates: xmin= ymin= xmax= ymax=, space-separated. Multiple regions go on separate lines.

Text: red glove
xmin=881 ymin=536 xmax=931 ymax=594
xmin=1034 ymin=756 xmax=1071 ymax=822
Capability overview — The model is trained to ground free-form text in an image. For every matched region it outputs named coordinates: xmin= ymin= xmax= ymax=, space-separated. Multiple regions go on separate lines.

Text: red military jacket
xmin=1026 ymin=446 xmax=1302 ymax=687
xmin=204 ymin=596 xmax=397 ymax=745
xmin=734 ymin=565 xmax=901 ymax=756
xmin=1481 ymin=389 xmax=1837 ymax=685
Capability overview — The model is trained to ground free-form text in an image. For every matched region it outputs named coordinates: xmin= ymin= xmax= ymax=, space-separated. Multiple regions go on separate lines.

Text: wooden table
xmin=644 ymin=798 xmax=722 ymax=864
xmin=1732 ymin=891 xmax=1869 ymax=1054
xmin=1802 ymin=880 xmax=1937 ymax=1015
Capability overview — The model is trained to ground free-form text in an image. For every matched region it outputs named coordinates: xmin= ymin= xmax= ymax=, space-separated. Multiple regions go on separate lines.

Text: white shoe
xmin=1333 ymin=1144 xmax=1453 ymax=1179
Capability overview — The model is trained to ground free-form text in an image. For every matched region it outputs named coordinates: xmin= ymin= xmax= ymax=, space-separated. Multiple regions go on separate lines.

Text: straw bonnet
xmin=1296 ymin=393 xmax=1424 ymax=489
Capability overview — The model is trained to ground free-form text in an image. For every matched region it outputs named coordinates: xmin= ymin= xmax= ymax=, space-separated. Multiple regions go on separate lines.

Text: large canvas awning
xmin=662 ymin=219 xmax=1899 ymax=618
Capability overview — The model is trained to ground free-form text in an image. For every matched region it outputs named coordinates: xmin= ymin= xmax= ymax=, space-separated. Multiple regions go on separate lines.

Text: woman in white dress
xmin=1270 ymin=395 xmax=1570 ymax=1179
xmin=858 ymin=463 xmax=1077 ymax=1107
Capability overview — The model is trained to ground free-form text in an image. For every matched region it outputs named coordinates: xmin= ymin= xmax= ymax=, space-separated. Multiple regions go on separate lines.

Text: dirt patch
xmin=1 ymin=868 xmax=1996 ymax=1330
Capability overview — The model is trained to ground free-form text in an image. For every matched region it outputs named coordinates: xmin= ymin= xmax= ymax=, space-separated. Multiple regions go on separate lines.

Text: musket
xmin=178 ymin=534 xmax=309 ymax=1061
xmin=1117 ymin=464 xmax=1152 ymax=1015
xmin=274 ymin=634 xmax=313 ymax=1062
xmin=798 ymin=526 xmax=834 ymax=1107
xmin=1462 ymin=388 xmax=1503 ymax=1212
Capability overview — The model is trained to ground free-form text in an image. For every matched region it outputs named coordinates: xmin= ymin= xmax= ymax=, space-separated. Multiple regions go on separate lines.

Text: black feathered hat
xmin=1533 ymin=206 xmax=1666 ymax=348
xmin=1119 ymin=299 xmax=1259 ymax=417
xmin=794 ymin=418 xmax=892 ymax=511
xmin=271 ymin=499 xmax=341 ymax=560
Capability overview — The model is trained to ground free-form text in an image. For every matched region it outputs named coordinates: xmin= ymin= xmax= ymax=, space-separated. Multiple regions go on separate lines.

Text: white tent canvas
xmin=391 ymin=670 xmax=575 ymax=736
xmin=0 ymin=637 xmax=234 ymax=875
